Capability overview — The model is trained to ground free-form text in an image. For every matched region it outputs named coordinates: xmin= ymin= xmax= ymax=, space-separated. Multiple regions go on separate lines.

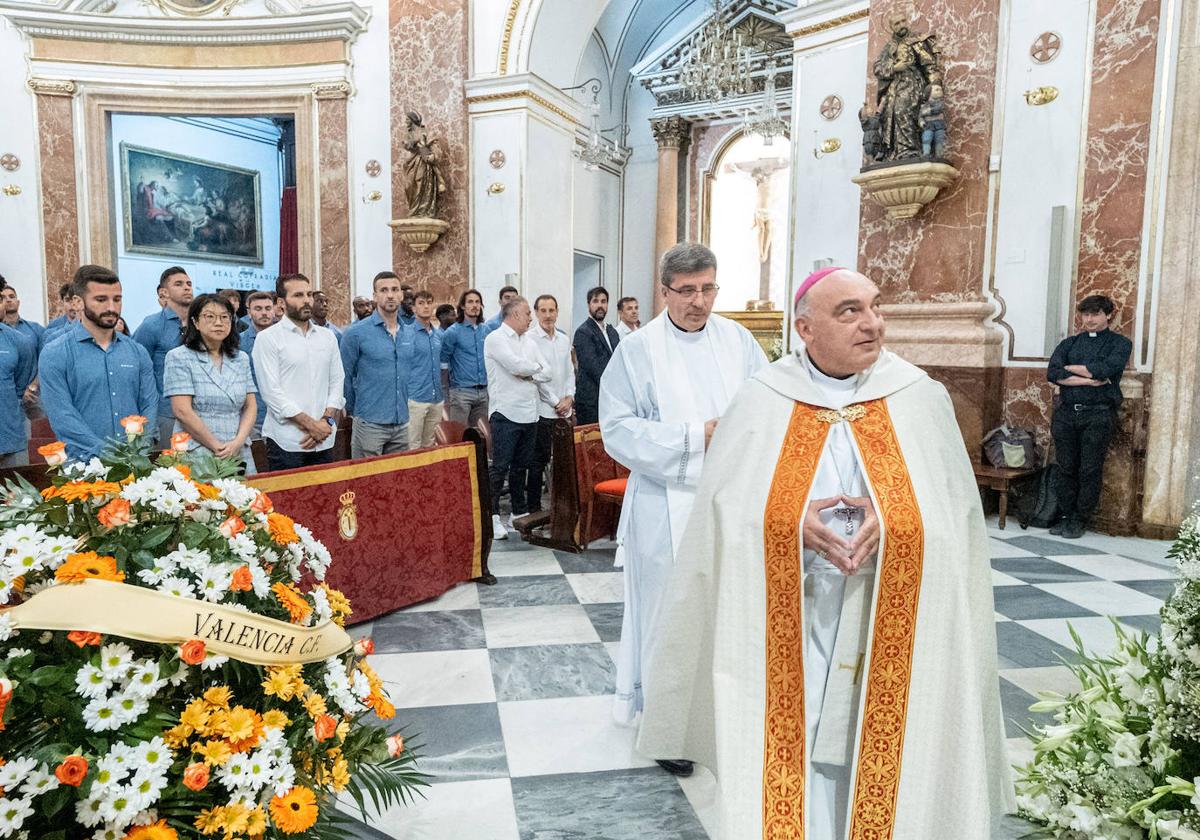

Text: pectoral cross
xmin=837 ymin=653 xmax=866 ymax=685
xmin=832 ymin=504 xmax=862 ymax=536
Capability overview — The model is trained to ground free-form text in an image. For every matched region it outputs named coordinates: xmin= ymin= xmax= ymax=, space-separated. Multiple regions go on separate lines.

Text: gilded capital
xmin=28 ymin=78 xmax=77 ymax=97
xmin=651 ymin=116 xmax=690 ymax=151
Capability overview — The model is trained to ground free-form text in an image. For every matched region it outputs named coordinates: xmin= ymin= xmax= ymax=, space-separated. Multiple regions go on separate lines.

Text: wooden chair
xmin=576 ymin=425 xmax=627 ymax=548
xmin=435 ymin=420 xmax=467 ymax=446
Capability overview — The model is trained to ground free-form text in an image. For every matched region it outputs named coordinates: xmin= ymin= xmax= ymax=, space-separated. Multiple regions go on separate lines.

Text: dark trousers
xmin=265 ymin=438 xmax=335 ymax=473
xmin=489 ymin=412 xmax=538 ymax=516
xmin=576 ymin=401 xmax=598 ymax=426
xmin=521 ymin=417 xmax=556 ymax=513
xmin=1051 ymin=405 xmax=1116 ymax=523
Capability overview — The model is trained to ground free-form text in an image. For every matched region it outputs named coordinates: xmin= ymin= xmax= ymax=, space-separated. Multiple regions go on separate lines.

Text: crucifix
xmin=724 ymin=157 xmax=789 ymax=310
xmin=832 ymin=504 xmax=862 ymax=536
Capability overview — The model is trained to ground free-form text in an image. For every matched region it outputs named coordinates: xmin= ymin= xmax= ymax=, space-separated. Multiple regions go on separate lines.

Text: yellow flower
xmin=271 ymin=582 xmax=313 ymax=625
xmin=213 ymin=706 xmax=263 ymax=752
xmin=246 ymin=806 xmax=268 ymax=837
xmin=194 ymin=808 xmax=224 ymax=835
xmin=262 ymin=710 xmax=290 ymax=730
xmin=330 ymin=755 xmax=350 ymax=792
xmin=162 ymin=724 xmax=193 ymax=749
xmin=122 ymin=819 xmax=178 ymax=840
xmin=180 ymin=700 xmax=212 ymax=735
xmin=262 ymin=665 xmax=305 ymax=701
xmin=269 ymin=786 xmax=319 ymax=834
xmin=202 ymin=685 xmax=232 ymax=709
xmin=267 ymin=512 xmax=300 ymax=545
xmin=335 ymin=719 xmax=350 ymax=742
xmin=217 ymin=802 xmax=251 ymax=836
xmin=317 ymin=584 xmax=353 ymax=626
xmin=302 ymin=692 xmax=327 ymax=719
xmin=192 ymin=739 xmax=232 ymax=767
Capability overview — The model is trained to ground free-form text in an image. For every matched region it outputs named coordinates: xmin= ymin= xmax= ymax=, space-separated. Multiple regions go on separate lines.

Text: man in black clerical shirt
xmin=1046 ymin=295 xmax=1132 ymax=539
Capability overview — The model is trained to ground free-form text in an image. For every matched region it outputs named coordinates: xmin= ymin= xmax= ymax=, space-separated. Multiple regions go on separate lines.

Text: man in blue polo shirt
xmin=0 ymin=311 xmax=36 ymax=467
xmin=39 ymin=265 xmax=158 ymax=461
xmin=45 ymin=283 xmax=74 ymax=333
xmin=483 ymin=285 xmax=518 ymax=332
xmin=341 ymin=272 xmax=412 ymax=458
xmin=440 ymin=288 xmax=492 ymax=427
xmin=0 ymin=278 xmax=46 ymax=353
xmin=133 ymin=266 xmax=192 ymax=446
xmin=406 ymin=289 xmax=443 ymax=449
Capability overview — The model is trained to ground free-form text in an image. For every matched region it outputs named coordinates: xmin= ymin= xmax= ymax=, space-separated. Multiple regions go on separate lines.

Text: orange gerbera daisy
xmin=269 ymin=786 xmax=318 ymax=834
xmin=193 ymin=482 xmax=221 ymax=500
xmin=266 ymin=512 xmax=299 ymax=545
xmin=123 ymin=819 xmax=178 ymax=840
xmin=56 ymin=480 xmax=122 ymax=503
xmin=55 ymin=552 xmax=124 ymax=583
xmin=271 ymin=583 xmax=312 ymax=625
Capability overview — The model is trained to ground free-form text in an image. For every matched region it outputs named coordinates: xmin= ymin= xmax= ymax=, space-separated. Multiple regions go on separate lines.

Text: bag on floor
xmin=983 ymin=425 xmax=1038 ymax=469
xmin=1017 ymin=465 xmax=1060 ymax=529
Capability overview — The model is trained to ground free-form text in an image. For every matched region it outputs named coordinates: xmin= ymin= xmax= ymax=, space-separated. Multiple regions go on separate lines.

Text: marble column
xmin=1142 ymin=0 xmax=1199 ymax=536
xmin=856 ymin=1 xmax=1004 ymax=461
xmin=651 ymin=116 xmax=689 ymax=316
xmin=314 ymin=83 xmax=352 ymax=327
xmin=30 ymin=78 xmax=80 ymax=318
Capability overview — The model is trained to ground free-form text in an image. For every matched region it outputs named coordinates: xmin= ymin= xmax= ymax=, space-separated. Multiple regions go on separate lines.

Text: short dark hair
xmin=616 ymin=296 xmax=637 ymax=312
xmin=660 ymin=242 xmax=717 ymax=287
xmin=1078 ymin=295 xmax=1115 ymax=316
xmin=158 ymin=266 xmax=188 ymax=289
xmin=533 ymin=294 xmax=558 ymax=310
xmin=586 ymin=286 xmax=609 ymax=304
xmin=182 ymin=293 xmax=240 ymax=358
xmin=275 ymin=273 xmax=310 ymax=298
xmin=499 ymin=285 xmax=518 ymax=302
xmin=456 ymin=289 xmax=485 ymax=323
xmin=401 ymin=283 xmax=414 ymax=292
xmin=246 ymin=291 xmax=274 ymax=307
xmin=414 ymin=289 xmax=434 ymax=303
xmin=435 ymin=303 xmax=456 ymax=319
xmin=373 ymin=271 xmax=401 ymax=291
xmin=71 ymin=265 xmax=119 ymax=298
xmin=59 ymin=282 xmax=73 ymax=301
xmin=0 ymin=274 xmax=6 ymax=291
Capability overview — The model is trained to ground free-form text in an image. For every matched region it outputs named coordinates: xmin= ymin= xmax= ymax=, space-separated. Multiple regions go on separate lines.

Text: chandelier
xmin=679 ymin=0 xmax=752 ymax=102
xmin=566 ymin=78 xmax=625 ymax=171
xmin=742 ymin=59 xmax=788 ymax=145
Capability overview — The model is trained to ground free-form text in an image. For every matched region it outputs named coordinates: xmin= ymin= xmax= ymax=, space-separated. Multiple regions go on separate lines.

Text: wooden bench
xmin=972 ymin=462 xmax=1039 ymax=530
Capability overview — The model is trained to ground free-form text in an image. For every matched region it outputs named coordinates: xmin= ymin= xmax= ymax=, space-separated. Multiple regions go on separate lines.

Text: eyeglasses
xmin=199 ymin=313 xmax=232 ymax=324
xmin=665 ymin=283 xmax=720 ymax=299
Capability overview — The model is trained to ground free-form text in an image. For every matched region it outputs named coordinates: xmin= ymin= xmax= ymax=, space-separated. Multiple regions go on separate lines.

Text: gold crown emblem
xmin=339 ymin=491 xmax=355 ymax=506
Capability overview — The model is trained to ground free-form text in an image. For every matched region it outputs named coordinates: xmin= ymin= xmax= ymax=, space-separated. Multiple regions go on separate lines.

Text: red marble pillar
xmin=389 ymin=0 xmax=469 ymax=304
xmin=857 ymin=0 xmax=1001 ymax=302
xmin=31 ymin=80 xmax=80 ymax=316
xmin=315 ymin=85 xmax=352 ymax=327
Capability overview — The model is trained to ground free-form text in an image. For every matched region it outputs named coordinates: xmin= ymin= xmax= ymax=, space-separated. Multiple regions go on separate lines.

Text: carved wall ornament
xmin=820 ymin=95 xmax=843 ymax=121
xmin=312 ymin=81 xmax=351 ymax=100
xmin=148 ymin=0 xmax=244 ymax=16
xmin=487 ymin=182 xmax=506 ymax=195
xmin=364 ymin=190 xmax=382 ymax=202
xmin=1023 ymin=85 xmax=1059 ymax=106
xmin=0 ymin=155 xmax=19 ymax=172
xmin=1030 ymin=31 xmax=1062 ymax=64
xmin=365 ymin=159 xmax=381 ymax=177
xmin=489 ymin=150 xmax=506 ymax=169
xmin=27 ymin=78 xmax=77 ymax=97
xmin=2 ymin=185 xmax=21 ymax=197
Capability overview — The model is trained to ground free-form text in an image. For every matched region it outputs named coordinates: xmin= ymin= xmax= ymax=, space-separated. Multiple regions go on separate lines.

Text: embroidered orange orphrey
xmin=761 ymin=400 xmax=923 ymax=840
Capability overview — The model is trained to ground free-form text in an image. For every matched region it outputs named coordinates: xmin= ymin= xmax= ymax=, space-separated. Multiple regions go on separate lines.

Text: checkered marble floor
xmin=341 ymin=518 xmax=1176 ymax=840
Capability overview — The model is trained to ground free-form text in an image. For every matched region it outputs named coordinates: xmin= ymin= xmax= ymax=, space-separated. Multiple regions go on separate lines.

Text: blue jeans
xmin=264 ymin=437 xmax=335 ymax=472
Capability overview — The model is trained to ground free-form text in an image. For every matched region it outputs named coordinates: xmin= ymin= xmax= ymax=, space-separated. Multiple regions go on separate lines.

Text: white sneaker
xmin=505 ymin=514 xmax=519 ymax=533
xmin=492 ymin=514 xmax=508 ymax=540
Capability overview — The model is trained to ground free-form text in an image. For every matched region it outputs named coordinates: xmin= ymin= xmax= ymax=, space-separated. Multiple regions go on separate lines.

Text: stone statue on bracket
xmin=865 ymin=12 xmax=944 ymax=164
xmin=391 ymin=110 xmax=451 ymax=254
xmin=400 ymin=111 xmax=448 ymax=219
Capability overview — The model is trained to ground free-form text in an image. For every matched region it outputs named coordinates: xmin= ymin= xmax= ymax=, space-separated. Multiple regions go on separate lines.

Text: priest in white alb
xmin=636 ymin=267 xmax=1015 ymax=837
xmin=598 ymin=242 xmax=767 ymax=776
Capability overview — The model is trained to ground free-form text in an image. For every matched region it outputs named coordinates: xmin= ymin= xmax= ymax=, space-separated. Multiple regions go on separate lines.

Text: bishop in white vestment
xmin=637 ymin=268 xmax=1015 ymax=838
xmin=599 ymin=243 xmax=767 ymax=735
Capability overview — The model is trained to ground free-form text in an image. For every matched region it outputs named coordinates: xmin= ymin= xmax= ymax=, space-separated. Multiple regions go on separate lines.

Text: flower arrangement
xmin=0 ymin=420 xmax=424 ymax=839
xmin=1015 ymin=509 xmax=1200 ymax=839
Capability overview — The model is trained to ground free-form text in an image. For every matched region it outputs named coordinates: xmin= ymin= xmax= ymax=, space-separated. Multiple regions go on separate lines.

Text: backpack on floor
xmin=1016 ymin=464 xmax=1060 ymax=529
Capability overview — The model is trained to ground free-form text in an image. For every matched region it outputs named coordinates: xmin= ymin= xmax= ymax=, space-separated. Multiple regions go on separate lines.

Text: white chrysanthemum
xmin=217 ymin=753 xmax=251 ymax=791
xmin=136 ymin=555 xmax=178 ymax=586
xmin=126 ymin=771 xmax=167 ymax=808
xmin=148 ymin=493 xmax=185 ymax=517
xmin=4 ymin=543 xmax=42 ymax=576
xmin=351 ymin=669 xmax=371 ymax=700
xmin=119 ymin=478 xmax=165 ymax=507
xmin=98 ymin=643 xmax=134 ymax=677
xmin=4 ymin=648 xmax=30 ymax=661
xmin=90 ymin=826 xmax=122 ymax=840
xmin=248 ymin=563 xmax=271 ymax=599
xmin=271 ymin=761 xmax=297 ymax=797
xmin=166 ymin=545 xmax=211 ymax=576
xmin=199 ymin=653 xmax=228 ymax=671
xmin=75 ymin=797 xmax=107 ymax=828
xmin=19 ymin=765 xmax=59 ymax=798
xmin=82 ymin=697 xmax=123 ymax=732
xmin=197 ymin=564 xmax=233 ymax=603
xmin=0 ymin=574 xmax=19 ymax=606
xmin=76 ymin=664 xmax=112 ymax=699
xmin=92 ymin=757 xmax=129 ymax=791
xmin=242 ymin=752 xmax=271 ymax=792
xmin=0 ymin=615 xmax=17 ymax=642
xmin=166 ymin=661 xmax=189 ymax=686
xmin=310 ymin=586 xmax=332 ymax=623
xmin=0 ymin=524 xmax=45 ymax=551
xmin=130 ymin=809 xmax=158 ymax=827
xmin=157 ymin=577 xmax=196 ymax=600
xmin=122 ymin=662 xmax=165 ymax=699
xmin=0 ymin=757 xmax=38 ymax=790
xmin=0 ymin=797 xmax=35 ymax=836
xmin=35 ymin=534 xmax=73 ymax=570
xmin=112 ymin=695 xmax=149 ymax=725
xmin=133 ymin=738 xmax=172 ymax=777
xmin=98 ymin=788 xmax=141 ymax=829
xmin=212 ymin=479 xmax=258 ymax=510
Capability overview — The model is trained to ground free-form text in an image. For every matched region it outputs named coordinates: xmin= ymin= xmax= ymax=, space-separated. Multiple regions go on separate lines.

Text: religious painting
xmin=119 ymin=142 xmax=263 ymax=266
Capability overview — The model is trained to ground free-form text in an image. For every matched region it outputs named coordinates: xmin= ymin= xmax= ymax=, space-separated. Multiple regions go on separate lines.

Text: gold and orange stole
xmin=761 ymin=400 xmax=924 ymax=840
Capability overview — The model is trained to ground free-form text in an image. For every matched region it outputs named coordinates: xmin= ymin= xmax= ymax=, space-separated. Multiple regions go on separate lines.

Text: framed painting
xmin=120 ymin=142 xmax=263 ymax=265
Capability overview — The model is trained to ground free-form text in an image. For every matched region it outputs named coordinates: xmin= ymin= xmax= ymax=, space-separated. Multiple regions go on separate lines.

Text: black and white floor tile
xmin=342 ymin=519 xmax=1175 ymax=839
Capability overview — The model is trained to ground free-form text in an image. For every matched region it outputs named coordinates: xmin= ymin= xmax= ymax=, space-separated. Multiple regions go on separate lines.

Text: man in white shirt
xmin=484 ymin=296 xmax=551 ymax=537
xmin=251 ymin=273 xmax=346 ymax=472
xmin=615 ymin=296 xmax=640 ymax=338
xmin=526 ymin=294 xmax=575 ymax=513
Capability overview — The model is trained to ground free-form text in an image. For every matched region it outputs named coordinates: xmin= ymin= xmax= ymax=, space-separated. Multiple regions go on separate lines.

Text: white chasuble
xmin=598 ymin=312 xmax=767 ymax=724
xmin=636 ymin=349 xmax=1015 ymax=840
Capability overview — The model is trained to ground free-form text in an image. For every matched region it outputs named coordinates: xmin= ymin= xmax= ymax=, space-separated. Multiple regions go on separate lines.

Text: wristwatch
xmin=324 ymin=417 xmax=336 ymax=427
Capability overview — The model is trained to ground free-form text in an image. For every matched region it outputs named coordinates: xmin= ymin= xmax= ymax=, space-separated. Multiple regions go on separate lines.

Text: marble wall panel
xmin=1074 ymin=0 xmax=1161 ymax=337
xmin=36 ymin=92 xmax=80 ymax=315
xmin=688 ymin=122 xmax=738 ymax=243
xmin=857 ymin=0 xmax=999 ymax=302
xmin=1002 ymin=367 xmax=1055 ymax=455
xmin=390 ymin=0 xmax=469 ymax=304
xmin=317 ymin=96 xmax=352 ymax=326
xmin=924 ymin=365 xmax=1003 ymax=462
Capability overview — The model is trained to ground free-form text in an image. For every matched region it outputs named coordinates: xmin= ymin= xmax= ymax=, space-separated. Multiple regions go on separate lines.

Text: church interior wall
xmin=617 ymin=82 xmax=659 ymax=314
xmin=572 ymin=162 xmax=623 ymax=304
xmin=107 ymin=114 xmax=284 ymax=330
xmin=468 ymin=109 xmax=522 ymax=308
xmin=0 ymin=19 xmax=46 ymax=324
xmin=522 ymin=114 xmax=576 ymax=310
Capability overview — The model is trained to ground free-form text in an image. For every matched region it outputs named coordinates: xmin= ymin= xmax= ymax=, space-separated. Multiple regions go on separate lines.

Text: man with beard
xmin=573 ymin=286 xmax=621 ymax=425
xmin=251 ymin=273 xmax=345 ymax=471
xmin=341 ymin=272 xmax=412 ymax=458
xmin=134 ymin=266 xmax=194 ymax=446
xmin=440 ymin=288 xmax=492 ymax=428
xmin=39 ymin=265 xmax=157 ymax=461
